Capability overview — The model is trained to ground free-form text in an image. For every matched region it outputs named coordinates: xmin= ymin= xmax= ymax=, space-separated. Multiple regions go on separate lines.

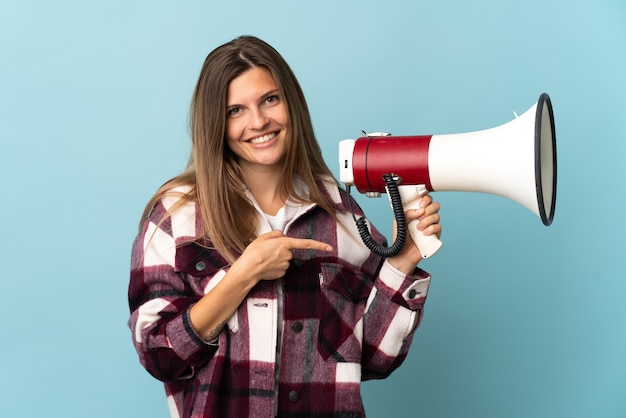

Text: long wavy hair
xmin=140 ymin=35 xmax=339 ymax=264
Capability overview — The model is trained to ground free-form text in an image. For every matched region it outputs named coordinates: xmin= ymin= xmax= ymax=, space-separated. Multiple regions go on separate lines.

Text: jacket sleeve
xmin=340 ymin=196 xmax=432 ymax=381
xmin=361 ymin=257 xmax=431 ymax=380
xmin=127 ymin=201 xmax=219 ymax=383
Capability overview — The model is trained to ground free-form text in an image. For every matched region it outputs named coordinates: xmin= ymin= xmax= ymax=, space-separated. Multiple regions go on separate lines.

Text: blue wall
xmin=1 ymin=1 xmax=625 ymax=417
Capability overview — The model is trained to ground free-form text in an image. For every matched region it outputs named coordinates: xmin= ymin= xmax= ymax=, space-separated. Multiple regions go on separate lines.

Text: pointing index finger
xmin=285 ymin=237 xmax=333 ymax=253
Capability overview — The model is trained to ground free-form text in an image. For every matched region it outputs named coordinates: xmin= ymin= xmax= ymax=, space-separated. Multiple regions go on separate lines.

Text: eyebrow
xmin=263 ymin=88 xmax=280 ymax=97
xmin=227 ymin=88 xmax=280 ymax=108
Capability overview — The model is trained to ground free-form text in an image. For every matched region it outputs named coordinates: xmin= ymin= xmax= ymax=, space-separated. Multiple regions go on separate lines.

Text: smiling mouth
xmin=247 ymin=132 xmax=277 ymax=144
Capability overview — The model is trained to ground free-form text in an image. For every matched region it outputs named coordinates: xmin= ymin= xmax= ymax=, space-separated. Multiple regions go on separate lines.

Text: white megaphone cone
xmin=339 ymin=93 xmax=557 ymax=259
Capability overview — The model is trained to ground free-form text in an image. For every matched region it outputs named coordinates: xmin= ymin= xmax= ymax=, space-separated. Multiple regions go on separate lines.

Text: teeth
xmin=248 ymin=132 xmax=276 ymax=144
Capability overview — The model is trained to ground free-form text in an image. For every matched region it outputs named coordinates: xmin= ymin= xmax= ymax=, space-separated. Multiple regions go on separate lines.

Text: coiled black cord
xmin=347 ymin=174 xmax=407 ymax=258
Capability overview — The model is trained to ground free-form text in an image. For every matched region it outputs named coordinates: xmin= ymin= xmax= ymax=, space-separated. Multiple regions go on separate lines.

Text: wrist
xmin=227 ymin=258 xmax=262 ymax=288
xmin=387 ymin=255 xmax=420 ymax=275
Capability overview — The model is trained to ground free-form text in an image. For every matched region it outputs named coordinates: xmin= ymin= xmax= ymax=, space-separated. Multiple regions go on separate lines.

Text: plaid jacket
xmin=128 ymin=179 xmax=432 ymax=417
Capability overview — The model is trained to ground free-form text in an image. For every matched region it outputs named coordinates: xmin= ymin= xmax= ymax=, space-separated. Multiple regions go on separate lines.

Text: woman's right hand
xmin=189 ymin=231 xmax=332 ymax=340
xmin=232 ymin=230 xmax=333 ymax=283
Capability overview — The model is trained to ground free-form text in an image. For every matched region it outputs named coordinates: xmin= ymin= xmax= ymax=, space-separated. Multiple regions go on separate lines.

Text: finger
xmin=423 ymin=200 xmax=441 ymax=215
xmin=285 ymin=237 xmax=333 ymax=252
xmin=415 ymin=200 xmax=440 ymax=220
xmin=423 ymin=223 xmax=442 ymax=239
xmin=417 ymin=213 xmax=441 ymax=233
xmin=405 ymin=209 xmax=422 ymax=221
xmin=419 ymin=194 xmax=433 ymax=207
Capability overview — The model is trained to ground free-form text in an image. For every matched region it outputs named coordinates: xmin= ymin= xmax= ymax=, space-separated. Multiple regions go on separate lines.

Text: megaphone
xmin=339 ymin=93 xmax=557 ymax=259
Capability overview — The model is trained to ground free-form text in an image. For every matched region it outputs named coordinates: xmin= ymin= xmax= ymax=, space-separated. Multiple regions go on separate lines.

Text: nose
xmin=249 ymin=107 xmax=270 ymax=130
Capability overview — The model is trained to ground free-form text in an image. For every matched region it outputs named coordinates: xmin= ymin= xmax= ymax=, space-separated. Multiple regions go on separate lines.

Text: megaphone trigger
xmin=394 ymin=185 xmax=443 ymax=258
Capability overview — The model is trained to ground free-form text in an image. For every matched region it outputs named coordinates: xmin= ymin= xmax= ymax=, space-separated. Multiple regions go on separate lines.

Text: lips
xmin=247 ymin=132 xmax=277 ymax=144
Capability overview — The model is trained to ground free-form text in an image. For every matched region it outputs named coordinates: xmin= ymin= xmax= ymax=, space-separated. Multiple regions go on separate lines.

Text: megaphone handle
xmin=397 ymin=185 xmax=443 ymax=259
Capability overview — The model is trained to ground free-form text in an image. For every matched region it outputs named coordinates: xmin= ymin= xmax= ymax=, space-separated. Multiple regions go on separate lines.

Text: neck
xmin=241 ymin=165 xmax=287 ymax=216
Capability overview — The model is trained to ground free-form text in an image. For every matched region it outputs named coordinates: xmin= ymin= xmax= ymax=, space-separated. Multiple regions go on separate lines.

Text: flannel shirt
xmin=128 ymin=178 xmax=432 ymax=417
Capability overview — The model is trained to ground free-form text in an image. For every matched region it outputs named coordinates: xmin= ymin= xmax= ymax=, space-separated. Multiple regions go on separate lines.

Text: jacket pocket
xmin=176 ymin=242 xmax=239 ymax=334
xmin=317 ymin=262 xmax=372 ymax=362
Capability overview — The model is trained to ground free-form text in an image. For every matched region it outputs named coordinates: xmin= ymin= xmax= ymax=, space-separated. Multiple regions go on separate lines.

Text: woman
xmin=128 ymin=35 xmax=441 ymax=417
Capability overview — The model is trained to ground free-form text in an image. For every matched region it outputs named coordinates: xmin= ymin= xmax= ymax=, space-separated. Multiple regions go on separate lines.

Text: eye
xmin=227 ymin=107 xmax=241 ymax=117
xmin=264 ymin=95 xmax=279 ymax=105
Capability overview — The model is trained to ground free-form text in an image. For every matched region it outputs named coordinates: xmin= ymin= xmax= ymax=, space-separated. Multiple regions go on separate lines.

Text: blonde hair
xmin=140 ymin=36 xmax=339 ymax=263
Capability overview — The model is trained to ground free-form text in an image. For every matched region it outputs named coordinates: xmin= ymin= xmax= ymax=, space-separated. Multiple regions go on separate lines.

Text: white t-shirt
xmin=264 ymin=201 xmax=300 ymax=232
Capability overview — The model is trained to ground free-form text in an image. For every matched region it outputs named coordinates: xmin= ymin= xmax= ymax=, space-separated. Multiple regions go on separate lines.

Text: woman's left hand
xmin=388 ymin=194 xmax=442 ymax=274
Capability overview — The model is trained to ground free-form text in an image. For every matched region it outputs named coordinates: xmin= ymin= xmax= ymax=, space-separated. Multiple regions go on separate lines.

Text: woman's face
xmin=225 ymin=66 xmax=289 ymax=174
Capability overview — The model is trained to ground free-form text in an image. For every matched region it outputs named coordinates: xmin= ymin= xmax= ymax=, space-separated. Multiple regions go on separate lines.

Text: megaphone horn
xmin=339 ymin=93 xmax=557 ymax=257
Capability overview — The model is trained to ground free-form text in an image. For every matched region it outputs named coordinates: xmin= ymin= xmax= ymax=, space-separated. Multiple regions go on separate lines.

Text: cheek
xmin=225 ymin=119 xmax=242 ymax=143
xmin=278 ymin=105 xmax=289 ymax=126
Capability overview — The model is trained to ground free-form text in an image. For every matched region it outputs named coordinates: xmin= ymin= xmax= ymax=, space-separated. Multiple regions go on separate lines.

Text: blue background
xmin=1 ymin=1 xmax=625 ymax=417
